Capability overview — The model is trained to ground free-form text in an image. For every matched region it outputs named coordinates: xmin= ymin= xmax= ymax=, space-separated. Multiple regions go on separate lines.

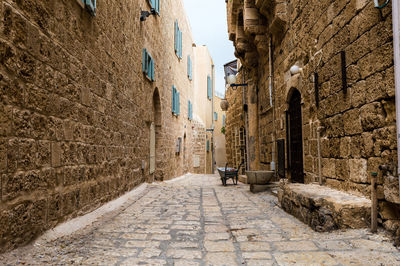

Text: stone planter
xmin=246 ymin=171 xmax=275 ymax=185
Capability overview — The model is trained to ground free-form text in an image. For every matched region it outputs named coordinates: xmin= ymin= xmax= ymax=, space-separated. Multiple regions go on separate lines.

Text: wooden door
xmin=288 ymin=90 xmax=304 ymax=183
xmin=150 ymin=123 xmax=155 ymax=174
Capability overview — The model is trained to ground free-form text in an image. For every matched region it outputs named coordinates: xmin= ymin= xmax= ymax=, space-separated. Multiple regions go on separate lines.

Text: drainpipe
xmin=212 ymin=64 xmax=215 ymax=174
xmin=393 ymin=0 xmax=400 ymax=195
xmin=269 ymin=37 xmax=276 ymax=172
xmin=317 ymin=126 xmax=323 ymax=185
xmin=243 ymin=69 xmax=250 ymax=171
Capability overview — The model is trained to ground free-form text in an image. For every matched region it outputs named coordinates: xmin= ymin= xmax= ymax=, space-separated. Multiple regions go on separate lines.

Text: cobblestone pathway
xmin=2 ymin=174 xmax=400 ymax=265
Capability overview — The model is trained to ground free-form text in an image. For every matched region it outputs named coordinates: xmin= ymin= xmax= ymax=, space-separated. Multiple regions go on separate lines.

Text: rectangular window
xmin=222 ymin=114 xmax=226 ymax=126
xmin=172 ymin=86 xmax=180 ymax=116
xmin=207 ymin=75 xmax=212 ymax=100
xmin=206 ymin=139 xmax=210 ymax=152
xmin=148 ymin=0 xmax=160 ymax=14
xmin=187 ymin=55 xmax=192 ymax=80
xmin=188 ymin=100 xmax=193 ymax=120
xmin=214 ymin=112 xmax=218 ymax=121
xmin=143 ymin=48 xmax=155 ymax=81
xmin=174 ymin=20 xmax=183 ymax=59
xmin=81 ymin=0 xmax=96 ymax=16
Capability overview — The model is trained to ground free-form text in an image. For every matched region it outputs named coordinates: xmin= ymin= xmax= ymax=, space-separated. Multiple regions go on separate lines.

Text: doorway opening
xmin=151 ymin=88 xmax=162 ymax=180
xmin=288 ymin=89 xmax=304 ymax=183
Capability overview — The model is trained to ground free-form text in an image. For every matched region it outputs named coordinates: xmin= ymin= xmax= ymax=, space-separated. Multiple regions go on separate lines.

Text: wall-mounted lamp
xmin=140 ymin=8 xmax=156 ymax=21
xmin=226 ymin=74 xmax=248 ymax=90
xmin=290 ymin=65 xmax=303 ymax=76
xmin=221 ymin=74 xmax=248 ymax=111
xmin=374 ymin=0 xmax=390 ymax=9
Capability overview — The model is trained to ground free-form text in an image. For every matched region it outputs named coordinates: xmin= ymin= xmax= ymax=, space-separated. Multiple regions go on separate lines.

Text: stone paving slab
xmin=1 ymin=174 xmax=400 ymax=265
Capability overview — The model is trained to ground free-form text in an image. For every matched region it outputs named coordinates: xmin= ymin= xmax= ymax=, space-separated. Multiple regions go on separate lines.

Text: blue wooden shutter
xmin=151 ymin=59 xmax=155 ymax=81
xmin=156 ymin=0 xmax=160 ymax=13
xmin=84 ymin=0 xmax=96 ymax=16
xmin=187 ymin=56 xmax=190 ymax=78
xmin=172 ymin=86 xmax=176 ymax=114
xmin=214 ymin=112 xmax=218 ymax=121
xmin=179 ymin=29 xmax=181 ymax=58
xmin=179 ymin=30 xmax=183 ymax=58
xmin=187 ymin=56 xmax=192 ymax=80
xmin=189 ymin=57 xmax=192 ymax=80
xmin=143 ymin=49 xmax=147 ymax=73
xmin=147 ymin=54 xmax=151 ymax=78
xmin=188 ymin=100 xmax=190 ymax=120
xmin=206 ymin=140 xmax=210 ymax=152
xmin=174 ymin=21 xmax=178 ymax=53
xmin=223 ymin=114 xmax=226 ymax=126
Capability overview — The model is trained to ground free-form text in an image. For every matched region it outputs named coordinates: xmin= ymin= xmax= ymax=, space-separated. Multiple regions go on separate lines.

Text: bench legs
xmin=221 ymin=175 xmax=238 ymax=186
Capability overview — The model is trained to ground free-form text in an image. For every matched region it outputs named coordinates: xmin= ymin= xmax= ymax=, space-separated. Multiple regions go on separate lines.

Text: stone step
xmin=278 ymin=183 xmax=371 ymax=232
xmin=250 ymin=183 xmax=279 ymax=193
xmin=238 ymin=175 xmax=248 ymax=184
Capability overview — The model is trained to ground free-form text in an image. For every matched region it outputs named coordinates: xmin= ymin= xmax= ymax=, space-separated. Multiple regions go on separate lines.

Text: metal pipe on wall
xmin=243 ymin=69 xmax=250 ymax=171
xmin=392 ymin=0 xmax=400 ymax=196
xmin=212 ymin=64 xmax=215 ymax=174
xmin=269 ymin=37 xmax=276 ymax=172
xmin=317 ymin=126 xmax=323 ymax=185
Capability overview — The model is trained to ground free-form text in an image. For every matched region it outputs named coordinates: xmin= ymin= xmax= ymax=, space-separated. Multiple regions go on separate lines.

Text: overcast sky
xmin=183 ymin=0 xmax=235 ymax=96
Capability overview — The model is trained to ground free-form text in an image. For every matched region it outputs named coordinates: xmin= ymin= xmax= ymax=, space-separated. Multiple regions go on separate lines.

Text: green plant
xmin=221 ymin=126 xmax=226 ymax=135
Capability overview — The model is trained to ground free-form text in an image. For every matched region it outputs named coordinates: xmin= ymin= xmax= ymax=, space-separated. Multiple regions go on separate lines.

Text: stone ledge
xmin=239 ymin=175 xmax=248 ymax=184
xmin=278 ymin=183 xmax=371 ymax=232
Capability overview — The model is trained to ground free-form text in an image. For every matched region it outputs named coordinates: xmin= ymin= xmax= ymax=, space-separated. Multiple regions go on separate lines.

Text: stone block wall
xmin=191 ymin=119 xmax=206 ymax=174
xmin=226 ymin=0 xmax=400 ymax=238
xmin=225 ymin=70 xmax=247 ymax=172
xmin=0 ymin=0 xmax=200 ymax=252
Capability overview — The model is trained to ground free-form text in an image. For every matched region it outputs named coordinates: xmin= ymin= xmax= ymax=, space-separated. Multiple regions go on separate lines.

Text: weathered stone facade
xmin=213 ymin=95 xmax=227 ymax=168
xmin=0 ymin=0 xmax=211 ymax=252
xmin=225 ymin=69 xmax=248 ymax=173
xmin=226 ymin=0 xmax=400 ymax=237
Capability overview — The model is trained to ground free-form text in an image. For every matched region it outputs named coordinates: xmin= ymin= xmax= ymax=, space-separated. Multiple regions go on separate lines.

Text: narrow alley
xmin=3 ymin=0 xmax=400 ymax=264
xmin=1 ymin=174 xmax=398 ymax=265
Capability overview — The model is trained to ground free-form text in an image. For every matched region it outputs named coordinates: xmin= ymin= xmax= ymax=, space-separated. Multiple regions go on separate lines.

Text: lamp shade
xmin=220 ymin=99 xmax=229 ymax=111
xmin=226 ymin=74 xmax=237 ymax=85
xmin=290 ymin=65 xmax=301 ymax=75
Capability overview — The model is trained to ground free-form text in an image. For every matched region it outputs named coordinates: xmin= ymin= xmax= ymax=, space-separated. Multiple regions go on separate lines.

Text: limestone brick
xmin=225 ymin=0 xmax=399 ymax=234
xmin=0 ymin=0 xmax=212 ymax=252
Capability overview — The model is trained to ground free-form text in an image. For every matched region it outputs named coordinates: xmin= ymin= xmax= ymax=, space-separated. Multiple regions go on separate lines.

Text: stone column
xmin=247 ymin=78 xmax=260 ymax=170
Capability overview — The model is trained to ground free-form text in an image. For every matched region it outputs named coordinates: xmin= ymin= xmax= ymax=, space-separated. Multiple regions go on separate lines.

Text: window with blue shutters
xmin=187 ymin=55 xmax=192 ymax=80
xmin=174 ymin=20 xmax=183 ymax=59
xmin=81 ymin=0 xmax=96 ymax=16
xmin=172 ymin=86 xmax=180 ymax=116
xmin=148 ymin=0 xmax=160 ymax=14
xmin=143 ymin=49 xmax=155 ymax=81
xmin=222 ymin=114 xmax=226 ymax=126
xmin=188 ymin=100 xmax=193 ymax=120
xmin=206 ymin=139 xmax=210 ymax=152
xmin=214 ymin=112 xmax=218 ymax=121
xmin=207 ymin=75 xmax=212 ymax=100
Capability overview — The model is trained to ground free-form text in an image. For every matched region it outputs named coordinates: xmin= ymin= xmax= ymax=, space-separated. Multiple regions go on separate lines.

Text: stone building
xmin=193 ymin=45 xmax=215 ymax=174
xmin=0 ymin=0 xmax=212 ymax=252
xmin=213 ymin=94 xmax=227 ymax=168
xmin=225 ymin=0 xmax=400 ymax=236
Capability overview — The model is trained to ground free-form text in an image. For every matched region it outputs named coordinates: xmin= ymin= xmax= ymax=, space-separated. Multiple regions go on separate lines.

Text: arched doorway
xmin=150 ymin=123 xmax=156 ymax=174
xmin=151 ymin=88 xmax=162 ymax=180
xmin=288 ymin=89 xmax=304 ymax=183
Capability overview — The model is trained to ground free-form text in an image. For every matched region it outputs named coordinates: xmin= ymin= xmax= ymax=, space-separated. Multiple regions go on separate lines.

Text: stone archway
xmin=151 ymin=88 xmax=163 ymax=180
xmin=287 ymin=88 xmax=304 ymax=183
